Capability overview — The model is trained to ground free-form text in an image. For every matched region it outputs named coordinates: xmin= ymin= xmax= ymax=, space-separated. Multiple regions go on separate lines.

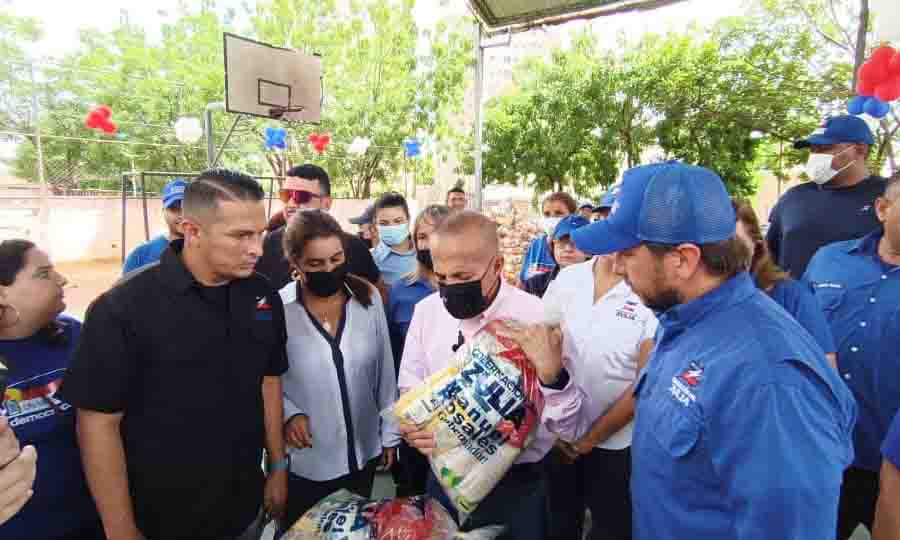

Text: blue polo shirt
xmin=372 ymin=242 xmax=417 ymax=286
xmin=386 ymin=278 xmax=434 ymax=370
xmin=768 ymin=278 xmax=836 ymax=354
xmin=804 ymin=229 xmax=900 ymax=472
xmin=0 ymin=316 xmax=101 ymax=539
xmin=123 ymin=235 xmax=169 ymax=274
xmin=883 ymin=411 xmax=900 ymax=469
xmin=631 ymin=272 xmax=856 ymax=540
xmin=519 ymin=236 xmax=556 ymax=282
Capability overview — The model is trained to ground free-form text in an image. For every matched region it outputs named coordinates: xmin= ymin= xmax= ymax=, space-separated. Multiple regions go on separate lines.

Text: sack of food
xmin=283 ymin=490 xmax=504 ymax=540
xmin=385 ymin=320 xmax=544 ymax=520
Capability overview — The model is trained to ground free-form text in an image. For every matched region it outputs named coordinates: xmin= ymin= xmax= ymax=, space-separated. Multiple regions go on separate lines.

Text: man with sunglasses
xmin=256 ymin=164 xmax=383 ymax=295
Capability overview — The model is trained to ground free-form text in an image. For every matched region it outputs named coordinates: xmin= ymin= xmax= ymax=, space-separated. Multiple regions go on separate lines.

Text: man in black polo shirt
xmin=255 ymin=164 xmax=384 ymax=295
xmin=60 ymin=169 xmax=289 ymax=540
xmin=767 ymin=115 xmax=886 ymax=276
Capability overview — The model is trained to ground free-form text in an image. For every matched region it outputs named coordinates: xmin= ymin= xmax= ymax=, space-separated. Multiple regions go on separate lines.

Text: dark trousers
xmin=54 ymin=519 xmax=106 ymax=540
xmin=277 ymin=459 xmax=378 ymax=537
xmin=393 ymin=441 xmax=430 ymax=497
xmin=546 ymin=446 xmax=632 ymax=540
xmin=427 ymin=462 xmax=547 ymax=540
xmin=837 ymin=466 xmax=879 ymax=540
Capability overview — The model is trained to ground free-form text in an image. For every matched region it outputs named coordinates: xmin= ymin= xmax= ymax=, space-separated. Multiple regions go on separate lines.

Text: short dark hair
xmin=282 ymin=209 xmax=373 ymax=307
xmin=374 ymin=192 xmax=410 ymax=219
xmin=645 ymin=236 xmax=749 ymax=279
xmin=0 ymin=239 xmax=36 ymax=286
xmin=183 ymin=169 xmax=264 ymax=219
xmin=543 ymin=192 xmax=578 ymax=214
xmin=447 ymin=185 xmax=466 ymax=197
xmin=287 ymin=164 xmax=331 ymax=196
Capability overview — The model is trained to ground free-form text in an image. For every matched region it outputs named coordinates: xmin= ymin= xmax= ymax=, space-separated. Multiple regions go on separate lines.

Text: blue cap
xmin=794 ymin=115 xmax=875 ymax=149
xmin=552 ymin=215 xmax=591 ymax=241
xmin=162 ymin=179 xmax=187 ymax=209
xmin=349 ymin=204 xmax=375 ymax=225
xmin=578 ymin=200 xmax=594 ymax=210
xmin=571 ymin=162 xmax=736 ymax=255
xmin=595 ymin=186 xmax=620 ymax=210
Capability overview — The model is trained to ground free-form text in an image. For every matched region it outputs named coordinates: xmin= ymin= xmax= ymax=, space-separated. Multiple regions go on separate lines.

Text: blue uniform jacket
xmin=631 ymin=272 xmax=856 ymax=540
xmin=804 ymin=229 xmax=900 ymax=471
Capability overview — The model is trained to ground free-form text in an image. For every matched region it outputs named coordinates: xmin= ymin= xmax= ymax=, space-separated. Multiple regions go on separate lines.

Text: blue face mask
xmin=378 ymin=223 xmax=410 ymax=246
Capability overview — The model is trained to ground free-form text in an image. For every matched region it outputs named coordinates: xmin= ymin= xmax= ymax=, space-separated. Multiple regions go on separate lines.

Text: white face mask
xmin=805 ymin=147 xmax=854 ymax=185
xmin=542 ymin=217 xmax=562 ymax=237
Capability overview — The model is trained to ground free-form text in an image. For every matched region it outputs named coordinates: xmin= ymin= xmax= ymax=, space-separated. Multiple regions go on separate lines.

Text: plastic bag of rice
xmin=283 ymin=490 xmax=504 ymax=540
xmin=384 ymin=320 xmax=544 ymax=521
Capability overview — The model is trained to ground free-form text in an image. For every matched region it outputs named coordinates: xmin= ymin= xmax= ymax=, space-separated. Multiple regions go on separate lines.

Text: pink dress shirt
xmin=398 ymin=279 xmax=583 ymax=464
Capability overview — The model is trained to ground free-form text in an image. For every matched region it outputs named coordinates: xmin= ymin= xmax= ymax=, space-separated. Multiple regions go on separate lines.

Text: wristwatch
xmin=269 ymin=455 xmax=290 ymax=473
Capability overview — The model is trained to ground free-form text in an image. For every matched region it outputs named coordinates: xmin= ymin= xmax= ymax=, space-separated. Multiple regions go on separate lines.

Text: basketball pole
xmin=204 ymin=101 xmax=225 ymax=168
xmin=472 ymin=22 xmax=484 ymax=211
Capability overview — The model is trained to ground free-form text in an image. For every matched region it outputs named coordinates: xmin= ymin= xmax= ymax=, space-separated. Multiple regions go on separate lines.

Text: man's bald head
xmin=431 ymin=210 xmax=499 ymax=263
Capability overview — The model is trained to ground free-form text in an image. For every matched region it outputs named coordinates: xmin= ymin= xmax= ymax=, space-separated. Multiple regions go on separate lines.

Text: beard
xmin=625 ymin=257 xmax=682 ymax=313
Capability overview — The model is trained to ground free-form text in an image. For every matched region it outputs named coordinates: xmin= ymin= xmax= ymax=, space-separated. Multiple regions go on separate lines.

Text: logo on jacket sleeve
xmin=256 ymin=296 xmax=273 ymax=320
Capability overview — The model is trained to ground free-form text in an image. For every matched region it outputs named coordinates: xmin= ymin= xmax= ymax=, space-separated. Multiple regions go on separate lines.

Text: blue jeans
xmin=426 ymin=462 xmax=547 ymax=540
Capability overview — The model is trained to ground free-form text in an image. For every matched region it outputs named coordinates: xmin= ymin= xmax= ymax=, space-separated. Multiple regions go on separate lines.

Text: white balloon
xmin=348 ymin=137 xmax=372 ymax=155
xmin=872 ymin=0 xmax=900 ymax=42
xmin=174 ymin=117 xmax=203 ymax=144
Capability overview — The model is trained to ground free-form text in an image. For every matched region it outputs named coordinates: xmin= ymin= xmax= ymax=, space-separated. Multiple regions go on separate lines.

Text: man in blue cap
xmin=123 ymin=178 xmax=187 ymax=273
xmin=591 ymin=188 xmax=618 ymax=222
xmin=803 ymin=173 xmax=900 ymax=539
xmin=521 ymin=214 xmax=590 ymax=298
xmin=571 ymin=161 xmax=857 ymax=540
xmin=767 ymin=115 xmax=886 ymax=276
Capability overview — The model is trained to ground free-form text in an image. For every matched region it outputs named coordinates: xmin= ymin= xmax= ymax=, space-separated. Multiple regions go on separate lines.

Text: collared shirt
xmin=257 ymin=227 xmax=381 ymax=290
xmin=766 ymin=175 xmax=885 ymax=276
xmin=123 ymin=235 xmax=169 ymax=274
xmin=398 ymin=279 xmax=583 ymax=464
xmin=545 ymin=260 xmax=657 ymax=449
xmin=767 ymin=278 xmax=836 ymax=354
xmin=631 ymin=272 xmax=856 ymax=540
xmin=59 ymin=241 xmax=289 ymax=540
xmin=386 ymin=278 xmax=434 ymax=370
xmin=884 ymin=410 xmax=900 ymax=470
xmin=519 ymin=236 xmax=556 ymax=282
xmin=280 ymin=281 xmax=400 ymax=482
xmin=372 ymin=242 xmax=417 ymax=286
xmin=804 ymin=229 xmax=900 ymax=471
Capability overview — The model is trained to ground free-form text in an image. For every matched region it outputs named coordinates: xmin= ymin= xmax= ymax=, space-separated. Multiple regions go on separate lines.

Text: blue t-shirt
xmin=883 ymin=411 xmax=900 ymax=469
xmin=518 ymin=236 xmax=555 ymax=282
xmin=804 ymin=229 xmax=900 ymax=471
xmin=0 ymin=315 xmax=101 ymax=539
xmin=372 ymin=242 xmax=417 ymax=287
xmin=387 ymin=278 xmax=434 ymax=371
xmin=123 ymin=235 xmax=169 ymax=274
xmin=768 ymin=278 xmax=836 ymax=354
xmin=632 ymin=272 xmax=856 ymax=540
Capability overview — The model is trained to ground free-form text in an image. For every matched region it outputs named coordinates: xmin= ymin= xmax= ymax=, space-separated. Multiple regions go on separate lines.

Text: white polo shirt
xmin=544 ymin=259 xmax=658 ymax=450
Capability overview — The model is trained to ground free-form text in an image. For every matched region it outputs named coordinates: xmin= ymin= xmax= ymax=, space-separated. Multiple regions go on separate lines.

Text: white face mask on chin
xmin=805 ymin=147 xmax=854 ymax=185
xmin=542 ymin=217 xmax=562 ymax=237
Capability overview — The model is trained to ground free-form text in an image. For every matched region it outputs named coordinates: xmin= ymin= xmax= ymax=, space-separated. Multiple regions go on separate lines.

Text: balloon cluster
xmin=308 ymin=133 xmax=331 ymax=154
xmin=174 ymin=117 xmax=203 ymax=144
xmin=403 ymin=138 xmax=421 ymax=158
xmin=84 ymin=105 xmax=117 ymax=134
xmin=264 ymin=127 xmax=288 ymax=150
xmin=851 ymin=45 xmax=900 ymax=118
xmin=348 ymin=137 xmax=372 ymax=155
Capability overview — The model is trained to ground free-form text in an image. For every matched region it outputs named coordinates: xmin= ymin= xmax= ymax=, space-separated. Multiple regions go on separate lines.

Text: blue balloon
xmin=403 ymin=138 xmax=421 ymax=158
xmin=848 ymin=95 xmax=868 ymax=115
xmin=864 ymin=96 xmax=891 ymax=119
xmin=264 ymin=127 xmax=287 ymax=150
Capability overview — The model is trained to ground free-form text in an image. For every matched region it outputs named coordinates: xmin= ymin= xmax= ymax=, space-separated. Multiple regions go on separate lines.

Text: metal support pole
xmin=211 ymin=115 xmax=242 ymax=169
xmin=141 ymin=172 xmax=150 ymax=242
xmin=205 ymin=108 xmax=215 ymax=168
xmin=473 ymin=23 xmax=484 ymax=211
xmin=121 ymin=174 xmax=128 ymax=263
xmin=267 ymin=177 xmax=275 ymax=219
xmin=30 ymin=63 xmax=50 ymax=249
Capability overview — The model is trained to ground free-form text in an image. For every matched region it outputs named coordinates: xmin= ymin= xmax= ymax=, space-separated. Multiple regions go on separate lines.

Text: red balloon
xmin=875 ymin=78 xmax=900 ymax=102
xmin=96 ymin=105 xmax=113 ymax=119
xmin=890 ymin=53 xmax=900 ymax=77
xmin=85 ymin=112 xmax=102 ymax=129
xmin=871 ymin=46 xmax=897 ymax=68
xmin=857 ymin=77 xmax=877 ymax=96
xmin=860 ymin=61 xmax=890 ymax=86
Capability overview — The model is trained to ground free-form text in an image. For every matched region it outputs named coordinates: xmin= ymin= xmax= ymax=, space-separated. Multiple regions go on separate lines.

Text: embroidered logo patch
xmin=255 ymin=297 xmax=273 ymax=320
xmin=669 ymin=361 xmax=703 ymax=407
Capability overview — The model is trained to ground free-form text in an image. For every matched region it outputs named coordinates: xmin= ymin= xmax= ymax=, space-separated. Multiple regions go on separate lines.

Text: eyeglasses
xmin=279 ymin=189 xmax=321 ymax=205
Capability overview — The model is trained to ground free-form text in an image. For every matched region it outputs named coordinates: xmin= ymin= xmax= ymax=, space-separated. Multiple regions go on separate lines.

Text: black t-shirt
xmin=256 ymin=226 xmax=381 ymax=290
xmin=766 ymin=175 xmax=886 ymax=277
xmin=58 ymin=241 xmax=289 ymax=540
xmin=522 ymin=266 xmax=559 ymax=298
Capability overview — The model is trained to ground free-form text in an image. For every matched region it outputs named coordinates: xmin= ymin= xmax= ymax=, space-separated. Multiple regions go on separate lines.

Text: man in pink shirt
xmin=398 ymin=211 xmax=583 ymax=539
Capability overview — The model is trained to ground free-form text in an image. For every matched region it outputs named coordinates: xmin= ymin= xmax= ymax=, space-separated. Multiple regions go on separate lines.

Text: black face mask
xmin=358 ymin=233 xmax=373 ymax=250
xmin=305 ymin=264 xmax=348 ymax=297
xmin=416 ymin=249 xmax=434 ymax=271
xmin=439 ymin=259 xmax=498 ymax=320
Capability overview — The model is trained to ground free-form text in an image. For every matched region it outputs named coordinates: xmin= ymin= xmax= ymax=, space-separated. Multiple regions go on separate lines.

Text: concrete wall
xmin=0 ymin=195 xmax=371 ymax=263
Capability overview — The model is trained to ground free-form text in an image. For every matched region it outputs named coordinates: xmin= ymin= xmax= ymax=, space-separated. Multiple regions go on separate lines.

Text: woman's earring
xmin=291 ymin=269 xmax=303 ymax=283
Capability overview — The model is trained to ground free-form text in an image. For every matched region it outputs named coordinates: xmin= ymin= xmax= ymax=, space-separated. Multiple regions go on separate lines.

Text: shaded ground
xmin=57 ymin=258 xmax=121 ymax=320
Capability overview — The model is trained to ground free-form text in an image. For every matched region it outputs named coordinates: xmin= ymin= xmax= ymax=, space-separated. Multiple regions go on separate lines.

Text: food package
xmin=283 ymin=490 xmax=504 ymax=540
xmin=385 ymin=320 xmax=544 ymax=521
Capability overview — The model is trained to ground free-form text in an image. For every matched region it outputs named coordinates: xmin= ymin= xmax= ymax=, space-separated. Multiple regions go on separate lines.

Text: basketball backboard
xmin=223 ymin=33 xmax=322 ymax=122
